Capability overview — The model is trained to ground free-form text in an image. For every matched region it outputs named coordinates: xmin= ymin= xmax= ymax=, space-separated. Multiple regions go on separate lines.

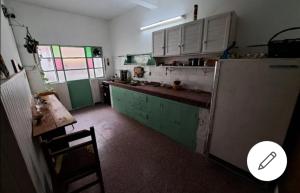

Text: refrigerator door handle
xmin=269 ymin=65 xmax=299 ymax=69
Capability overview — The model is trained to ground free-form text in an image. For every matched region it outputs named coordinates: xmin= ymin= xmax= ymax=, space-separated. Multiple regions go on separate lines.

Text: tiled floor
xmin=65 ymin=104 xmax=272 ymax=193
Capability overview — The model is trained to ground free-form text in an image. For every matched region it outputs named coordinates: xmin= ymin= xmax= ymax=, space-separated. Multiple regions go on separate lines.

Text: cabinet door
xmin=127 ymin=91 xmax=148 ymax=124
xmin=202 ymin=12 xmax=232 ymax=53
xmin=181 ymin=19 xmax=204 ymax=54
xmin=112 ymin=87 xmax=127 ymax=114
xmin=179 ymin=104 xmax=199 ymax=150
xmin=165 ymin=26 xmax=182 ymax=56
xmin=152 ymin=30 xmax=165 ymax=57
xmin=160 ymin=99 xmax=182 ymax=140
xmin=111 ymin=86 xmax=122 ymax=112
xmin=146 ymin=95 xmax=162 ymax=130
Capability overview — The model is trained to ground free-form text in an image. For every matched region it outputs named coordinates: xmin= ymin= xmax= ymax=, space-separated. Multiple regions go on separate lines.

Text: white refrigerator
xmin=208 ymin=59 xmax=300 ymax=171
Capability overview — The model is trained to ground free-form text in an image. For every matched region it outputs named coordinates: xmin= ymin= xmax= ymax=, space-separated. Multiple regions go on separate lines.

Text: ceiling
xmin=12 ymin=0 xmax=158 ymax=20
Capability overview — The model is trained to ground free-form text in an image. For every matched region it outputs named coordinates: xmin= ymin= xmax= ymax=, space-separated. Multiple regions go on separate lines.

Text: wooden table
xmin=32 ymin=94 xmax=76 ymax=138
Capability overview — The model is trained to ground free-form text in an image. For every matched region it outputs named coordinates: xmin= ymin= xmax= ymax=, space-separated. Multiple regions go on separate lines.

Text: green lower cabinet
xmin=177 ymin=104 xmax=199 ymax=150
xmin=145 ymin=95 xmax=162 ymax=131
xmin=111 ymin=86 xmax=199 ymax=150
xmin=160 ymin=100 xmax=181 ymax=139
xmin=160 ymin=98 xmax=198 ymax=150
xmin=111 ymin=86 xmax=128 ymax=114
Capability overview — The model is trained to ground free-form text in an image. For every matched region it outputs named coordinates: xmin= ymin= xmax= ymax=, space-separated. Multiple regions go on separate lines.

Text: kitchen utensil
xmin=133 ymin=66 xmax=144 ymax=78
xmin=174 ymin=80 xmax=181 ymax=86
xmin=194 ymin=4 xmax=198 ymax=21
xmin=205 ymin=59 xmax=217 ymax=67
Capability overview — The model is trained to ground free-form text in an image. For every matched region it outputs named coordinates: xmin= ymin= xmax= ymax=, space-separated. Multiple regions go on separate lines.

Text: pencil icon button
xmin=247 ymin=141 xmax=287 ymax=181
xmin=258 ymin=151 xmax=276 ymax=170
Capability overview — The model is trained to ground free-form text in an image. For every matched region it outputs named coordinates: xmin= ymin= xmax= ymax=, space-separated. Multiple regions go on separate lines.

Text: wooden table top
xmin=32 ymin=94 xmax=76 ymax=137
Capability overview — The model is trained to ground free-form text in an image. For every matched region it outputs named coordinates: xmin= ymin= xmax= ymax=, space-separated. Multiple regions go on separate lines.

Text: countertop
xmin=108 ymin=81 xmax=211 ymax=109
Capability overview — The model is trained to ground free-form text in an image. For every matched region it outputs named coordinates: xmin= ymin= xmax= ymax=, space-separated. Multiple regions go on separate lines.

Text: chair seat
xmin=57 ymin=145 xmax=97 ymax=180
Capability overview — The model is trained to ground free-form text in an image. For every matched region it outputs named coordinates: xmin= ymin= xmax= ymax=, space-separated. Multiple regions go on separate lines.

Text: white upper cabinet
xmin=152 ymin=30 xmax=165 ymax=57
xmin=202 ymin=12 xmax=237 ymax=53
xmin=181 ymin=19 xmax=204 ymax=54
xmin=152 ymin=11 xmax=237 ymax=56
xmin=165 ymin=26 xmax=182 ymax=56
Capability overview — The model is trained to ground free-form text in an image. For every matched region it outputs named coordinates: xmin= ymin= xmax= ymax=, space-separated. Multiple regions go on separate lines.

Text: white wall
xmin=109 ymin=0 xmax=300 ymax=92
xmin=5 ymin=0 xmax=114 ymax=93
xmin=5 ymin=0 xmax=300 ymax=93
xmin=1 ymin=0 xmax=23 ymax=77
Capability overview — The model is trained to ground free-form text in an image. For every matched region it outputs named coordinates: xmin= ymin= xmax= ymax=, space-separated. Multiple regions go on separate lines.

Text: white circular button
xmin=247 ymin=141 xmax=287 ymax=181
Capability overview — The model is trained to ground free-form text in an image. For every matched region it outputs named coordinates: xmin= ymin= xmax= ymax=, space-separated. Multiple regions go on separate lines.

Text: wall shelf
xmin=160 ymin=66 xmax=215 ymax=74
xmin=158 ymin=66 xmax=215 ymax=69
xmin=118 ymin=53 xmax=156 ymax=66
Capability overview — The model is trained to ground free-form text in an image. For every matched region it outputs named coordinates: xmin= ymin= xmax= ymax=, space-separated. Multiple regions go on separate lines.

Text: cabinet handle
xmin=203 ymin=40 xmax=207 ymax=44
xmin=181 ymin=44 xmax=184 ymax=48
xmin=178 ymin=44 xmax=181 ymax=47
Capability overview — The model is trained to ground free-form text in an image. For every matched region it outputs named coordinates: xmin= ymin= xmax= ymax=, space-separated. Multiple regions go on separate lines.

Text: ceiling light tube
xmin=140 ymin=15 xmax=185 ymax=31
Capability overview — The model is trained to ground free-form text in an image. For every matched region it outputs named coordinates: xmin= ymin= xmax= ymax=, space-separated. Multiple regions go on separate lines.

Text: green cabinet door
xmin=146 ymin=95 xmax=162 ymax=130
xmin=111 ymin=86 xmax=121 ymax=112
xmin=156 ymin=97 xmax=199 ymax=150
xmin=178 ymin=103 xmax=199 ymax=150
xmin=119 ymin=88 xmax=128 ymax=114
xmin=128 ymin=91 xmax=148 ymax=124
xmin=160 ymin=99 xmax=182 ymax=141
xmin=111 ymin=86 xmax=127 ymax=113
xmin=111 ymin=86 xmax=149 ymax=125
xmin=124 ymin=89 xmax=135 ymax=118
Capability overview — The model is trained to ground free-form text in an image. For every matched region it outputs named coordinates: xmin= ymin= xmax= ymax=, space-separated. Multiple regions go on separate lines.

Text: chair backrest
xmin=41 ymin=126 xmax=100 ymax=178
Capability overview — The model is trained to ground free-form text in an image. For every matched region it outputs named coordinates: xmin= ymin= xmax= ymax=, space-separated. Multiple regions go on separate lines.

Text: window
xmin=37 ymin=45 xmax=105 ymax=83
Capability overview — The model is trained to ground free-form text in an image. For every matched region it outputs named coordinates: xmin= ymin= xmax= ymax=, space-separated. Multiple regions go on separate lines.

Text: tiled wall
xmin=113 ymin=57 xmax=215 ymax=92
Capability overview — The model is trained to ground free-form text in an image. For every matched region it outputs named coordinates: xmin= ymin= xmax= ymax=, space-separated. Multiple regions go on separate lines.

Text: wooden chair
xmin=41 ymin=127 xmax=105 ymax=193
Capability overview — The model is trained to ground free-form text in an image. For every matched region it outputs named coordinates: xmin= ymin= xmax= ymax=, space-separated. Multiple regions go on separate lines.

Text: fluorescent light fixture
xmin=140 ymin=15 xmax=185 ymax=31
xmin=131 ymin=0 xmax=158 ymax=9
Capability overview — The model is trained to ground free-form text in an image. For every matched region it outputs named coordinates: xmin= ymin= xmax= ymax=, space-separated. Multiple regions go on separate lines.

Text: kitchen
xmin=1 ymin=1 xmax=300 ymax=193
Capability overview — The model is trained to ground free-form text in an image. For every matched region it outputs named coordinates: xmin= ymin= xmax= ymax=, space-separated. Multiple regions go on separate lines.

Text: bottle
xmin=194 ymin=4 xmax=198 ymax=21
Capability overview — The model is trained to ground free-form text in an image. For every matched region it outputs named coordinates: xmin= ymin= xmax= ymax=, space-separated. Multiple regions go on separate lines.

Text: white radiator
xmin=90 ymin=79 xmax=101 ymax=103
xmin=0 ymin=71 xmax=51 ymax=193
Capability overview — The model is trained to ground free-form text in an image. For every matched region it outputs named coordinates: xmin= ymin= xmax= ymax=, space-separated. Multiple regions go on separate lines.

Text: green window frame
xmin=37 ymin=45 xmax=105 ymax=83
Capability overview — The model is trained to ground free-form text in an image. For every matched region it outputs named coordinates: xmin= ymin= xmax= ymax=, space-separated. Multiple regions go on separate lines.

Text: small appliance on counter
xmin=268 ymin=27 xmax=300 ymax=58
xmin=120 ymin=70 xmax=129 ymax=81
